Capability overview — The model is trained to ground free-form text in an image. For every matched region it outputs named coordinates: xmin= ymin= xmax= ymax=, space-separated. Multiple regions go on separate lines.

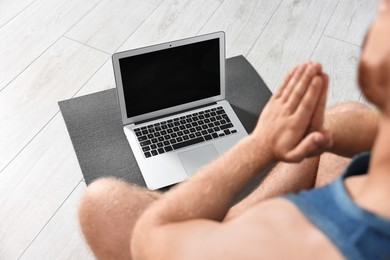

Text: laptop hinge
xmin=134 ymin=102 xmax=218 ymax=125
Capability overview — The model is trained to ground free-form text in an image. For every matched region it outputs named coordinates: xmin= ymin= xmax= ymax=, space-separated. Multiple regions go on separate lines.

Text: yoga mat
xmin=59 ymin=55 xmax=272 ymax=191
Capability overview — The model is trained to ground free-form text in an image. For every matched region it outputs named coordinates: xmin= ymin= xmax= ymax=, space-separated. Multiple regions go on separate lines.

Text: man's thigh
xmin=315 ymin=152 xmax=351 ymax=187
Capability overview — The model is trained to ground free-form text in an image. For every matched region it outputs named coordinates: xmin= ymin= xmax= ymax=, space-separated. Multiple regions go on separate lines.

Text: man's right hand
xmin=251 ymin=62 xmax=332 ymax=163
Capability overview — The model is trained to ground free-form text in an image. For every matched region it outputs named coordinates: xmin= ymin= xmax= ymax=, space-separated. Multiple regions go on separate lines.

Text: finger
xmin=284 ymin=132 xmax=331 ymax=162
xmin=286 ymin=63 xmax=322 ymax=111
xmin=309 ymin=73 xmax=329 ymax=131
xmin=274 ymin=65 xmax=299 ymax=99
xmin=295 ymin=76 xmax=324 ymax=120
xmin=282 ymin=63 xmax=308 ymax=102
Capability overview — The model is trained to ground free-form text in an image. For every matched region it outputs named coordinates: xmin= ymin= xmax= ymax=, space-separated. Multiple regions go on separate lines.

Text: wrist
xmin=246 ymin=134 xmax=277 ymax=165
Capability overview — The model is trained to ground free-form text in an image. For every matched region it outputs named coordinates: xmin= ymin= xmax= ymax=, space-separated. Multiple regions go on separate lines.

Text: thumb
xmin=284 ymin=132 xmax=330 ymax=162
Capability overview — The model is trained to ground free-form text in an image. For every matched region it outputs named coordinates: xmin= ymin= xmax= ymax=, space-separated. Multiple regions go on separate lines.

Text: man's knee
xmin=78 ymin=177 xmax=160 ymax=232
xmin=326 ymin=101 xmax=371 ymax=114
xmin=78 ymin=178 xmax=128 ymax=228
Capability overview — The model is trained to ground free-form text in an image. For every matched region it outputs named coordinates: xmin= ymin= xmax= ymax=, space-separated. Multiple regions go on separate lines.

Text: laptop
xmin=112 ymin=32 xmax=248 ymax=190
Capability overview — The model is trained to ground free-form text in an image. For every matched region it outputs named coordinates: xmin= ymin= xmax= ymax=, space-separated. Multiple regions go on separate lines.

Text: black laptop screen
xmin=119 ymin=38 xmax=221 ymax=118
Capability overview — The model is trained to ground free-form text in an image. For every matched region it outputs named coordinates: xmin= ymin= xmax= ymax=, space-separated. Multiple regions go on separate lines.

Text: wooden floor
xmin=0 ymin=0 xmax=377 ymax=258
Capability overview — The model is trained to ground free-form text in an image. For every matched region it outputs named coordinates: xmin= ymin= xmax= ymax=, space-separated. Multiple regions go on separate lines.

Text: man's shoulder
xmin=218 ymin=198 xmax=343 ymax=259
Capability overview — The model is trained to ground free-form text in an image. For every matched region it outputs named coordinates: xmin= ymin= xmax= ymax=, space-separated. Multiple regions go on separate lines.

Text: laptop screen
xmin=119 ymin=38 xmax=221 ymax=118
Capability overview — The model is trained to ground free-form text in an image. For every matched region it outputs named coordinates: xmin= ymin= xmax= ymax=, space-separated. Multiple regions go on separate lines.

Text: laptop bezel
xmin=112 ymin=31 xmax=226 ymax=126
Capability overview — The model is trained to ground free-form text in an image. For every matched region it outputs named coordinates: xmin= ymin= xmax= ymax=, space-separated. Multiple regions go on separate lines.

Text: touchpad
xmin=178 ymin=144 xmax=219 ymax=176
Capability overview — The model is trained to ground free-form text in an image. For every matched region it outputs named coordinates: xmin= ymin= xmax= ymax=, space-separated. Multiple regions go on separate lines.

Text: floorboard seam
xmin=309 ymin=0 xmax=340 ymax=59
xmin=321 ymin=34 xmax=362 ymax=48
xmin=245 ymin=0 xmax=283 ymax=58
xmin=63 ymin=36 xmax=112 ymax=55
xmin=17 ymin=179 xmax=83 ymax=259
xmin=196 ymin=0 xmax=225 ymax=35
xmin=0 ymin=0 xmax=40 ymax=29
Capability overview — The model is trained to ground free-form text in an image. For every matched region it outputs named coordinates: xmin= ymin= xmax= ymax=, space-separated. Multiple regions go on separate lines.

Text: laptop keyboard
xmin=134 ymin=106 xmax=238 ymax=158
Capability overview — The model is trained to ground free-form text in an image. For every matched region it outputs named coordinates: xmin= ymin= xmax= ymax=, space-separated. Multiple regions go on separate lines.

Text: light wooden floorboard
xmin=246 ymin=0 xmax=339 ymax=92
xmin=0 ymin=37 xmax=108 ymax=173
xmin=76 ymin=59 xmax=116 ymax=97
xmin=19 ymin=182 xmax=94 ymax=260
xmin=200 ymin=0 xmax=282 ymax=58
xmin=0 ymin=0 xmax=37 ymax=28
xmin=0 ymin=0 xmax=102 ymax=91
xmin=0 ymin=114 xmax=84 ymax=259
xmin=118 ymin=0 xmax=223 ymax=51
xmin=65 ymin=0 xmax=163 ymax=54
xmin=325 ymin=0 xmax=377 ymax=46
xmin=311 ymin=35 xmax=362 ymax=106
xmin=0 ymin=0 xmax=378 ymax=258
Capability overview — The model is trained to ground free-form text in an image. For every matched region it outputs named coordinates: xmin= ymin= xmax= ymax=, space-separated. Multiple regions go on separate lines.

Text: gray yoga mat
xmin=59 ymin=55 xmax=272 ymax=190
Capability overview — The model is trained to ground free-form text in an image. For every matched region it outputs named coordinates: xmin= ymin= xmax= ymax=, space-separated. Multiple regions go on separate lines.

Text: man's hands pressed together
xmin=252 ymin=62 xmax=332 ymax=162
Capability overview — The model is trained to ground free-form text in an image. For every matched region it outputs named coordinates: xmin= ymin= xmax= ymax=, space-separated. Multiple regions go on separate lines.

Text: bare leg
xmin=224 ymin=157 xmax=318 ymax=221
xmin=315 ymin=152 xmax=351 ymax=187
xmin=78 ymin=178 xmax=161 ymax=259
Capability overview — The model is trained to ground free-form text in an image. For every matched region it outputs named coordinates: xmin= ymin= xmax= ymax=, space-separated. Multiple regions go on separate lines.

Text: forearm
xmin=325 ymin=102 xmax=379 ymax=157
xmin=138 ymin=135 xmax=273 ymax=224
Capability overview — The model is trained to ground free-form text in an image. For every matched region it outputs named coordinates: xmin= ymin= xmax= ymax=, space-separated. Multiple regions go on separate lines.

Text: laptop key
xmin=204 ymin=135 xmax=212 ymax=140
xmin=158 ymin=148 xmax=165 ymax=154
xmin=231 ymin=129 xmax=237 ymax=133
xmin=220 ymin=123 xmax=233 ymax=130
xmin=138 ymin=136 xmax=147 ymax=141
xmin=212 ymin=133 xmax=218 ymax=139
xmin=151 ymin=144 xmax=157 ymax=149
xmin=164 ymin=146 xmax=173 ymax=152
xmin=144 ymin=152 xmax=151 ymax=158
xmin=172 ymin=137 xmax=204 ymax=150
xmin=142 ymin=146 xmax=150 ymax=152
xmin=151 ymin=150 xmax=158 ymax=156
xmin=157 ymin=143 xmax=163 ymax=148
xmin=140 ymin=140 xmax=151 ymax=147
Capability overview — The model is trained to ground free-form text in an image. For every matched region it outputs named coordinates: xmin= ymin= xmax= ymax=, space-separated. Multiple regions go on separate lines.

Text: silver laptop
xmin=112 ymin=32 xmax=247 ymax=190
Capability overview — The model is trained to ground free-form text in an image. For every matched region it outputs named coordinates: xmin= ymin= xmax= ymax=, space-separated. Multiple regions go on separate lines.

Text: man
xmin=78 ymin=0 xmax=390 ymax=258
